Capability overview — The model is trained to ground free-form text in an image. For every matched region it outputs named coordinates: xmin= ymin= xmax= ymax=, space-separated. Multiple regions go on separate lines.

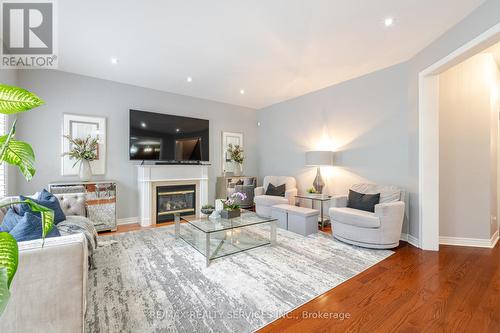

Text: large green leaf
xmin=0 ymin=267 xmax=11 ymax=316
xmin=0 ymin=84 xmax=44 ymax=115
xmin=22 ymin=199 xmax=54 ymax=239
xmin=0 ymin=233 xmax=18 ymax=288
xmin=0 ymin=121 xmax=36 ymax=181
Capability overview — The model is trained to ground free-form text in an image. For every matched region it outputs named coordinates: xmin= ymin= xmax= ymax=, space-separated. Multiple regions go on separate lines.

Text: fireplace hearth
xmin=156 ymin=184 xmax=196 ymax=223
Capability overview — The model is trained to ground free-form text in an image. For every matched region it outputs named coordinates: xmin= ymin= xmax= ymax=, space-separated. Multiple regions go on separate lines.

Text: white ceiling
xmin=58 ymin=0 xmax=486 ymax=109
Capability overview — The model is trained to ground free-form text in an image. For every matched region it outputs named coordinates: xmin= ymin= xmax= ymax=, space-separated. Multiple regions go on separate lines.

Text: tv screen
xmin=129 ymin=110 xmax=209 ymax=162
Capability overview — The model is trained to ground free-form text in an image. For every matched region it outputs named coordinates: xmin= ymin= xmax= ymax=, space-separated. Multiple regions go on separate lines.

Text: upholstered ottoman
xmin=272 ymin=204 xmax=319 ymax=236
xmin=271 ymin=204 xmax=289 ymax=229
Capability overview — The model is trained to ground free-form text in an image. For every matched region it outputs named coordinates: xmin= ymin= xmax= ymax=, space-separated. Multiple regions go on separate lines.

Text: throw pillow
xmin=265 ymin=183 xmax=286 ymax=197
xmin=0 ymin=208 xmax=23 ymax=232
xmin=9 ymin=211 xmax=60 ymax=242
xmin=347 ymin=190 xmax=380 ymax=213
xmin=19 ymin=189 xmax=66 ymax=224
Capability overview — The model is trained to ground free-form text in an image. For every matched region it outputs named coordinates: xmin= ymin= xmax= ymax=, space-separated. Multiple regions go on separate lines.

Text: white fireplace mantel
xmin=137 ymin=165 xmax=209 ymax=226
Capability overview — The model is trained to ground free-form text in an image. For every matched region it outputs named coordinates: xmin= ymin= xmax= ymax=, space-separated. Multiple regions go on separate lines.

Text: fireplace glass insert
xmin=156 ymin=184 xmax=196 ymax=223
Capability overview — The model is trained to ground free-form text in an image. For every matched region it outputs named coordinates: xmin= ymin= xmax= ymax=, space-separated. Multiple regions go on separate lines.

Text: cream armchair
xmin=329 ymin=184 xmax=405 ymax=249
xmin=254 ymin=176 xmax=297 ymax=218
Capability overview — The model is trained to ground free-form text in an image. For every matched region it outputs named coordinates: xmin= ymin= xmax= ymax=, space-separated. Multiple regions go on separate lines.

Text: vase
xmin=79 ymin=160 xmax=92 ymax=181
xmin=233 ymin=162 xmax=242 ymax=176
xmin=220 ymin=209 xmax=240 ymax=219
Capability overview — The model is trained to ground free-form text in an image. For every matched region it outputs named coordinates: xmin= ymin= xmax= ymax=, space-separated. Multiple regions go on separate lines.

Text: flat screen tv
xmin=129 ymin=109 xmax=209 ymax=162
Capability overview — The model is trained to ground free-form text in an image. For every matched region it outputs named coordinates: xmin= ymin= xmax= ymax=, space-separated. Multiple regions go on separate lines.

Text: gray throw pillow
xmin=265 ymin=183 xmax=286 ymax=197
xmin=347 ymin=190 xmax=380 ymax=212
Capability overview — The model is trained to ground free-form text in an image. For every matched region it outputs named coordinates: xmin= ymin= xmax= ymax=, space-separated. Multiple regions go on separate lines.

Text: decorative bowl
xmin=201 ymin=208 xmax=215 ymax=215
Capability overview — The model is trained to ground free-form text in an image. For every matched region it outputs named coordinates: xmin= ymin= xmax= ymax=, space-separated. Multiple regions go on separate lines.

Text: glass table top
xmin=181 ymin=210 xmax=276 ymax=233
xmin=295 ymin=194 xmax=332 ymax=201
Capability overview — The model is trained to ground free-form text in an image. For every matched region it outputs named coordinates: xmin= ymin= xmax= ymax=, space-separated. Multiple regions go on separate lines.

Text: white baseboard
xmin=407 ymin=234 xmax=419 ymax=248
xmin=117 ymin=217 xmax=140 ymax=225
xmin=439 ymin=230 xmax=499 ymax=248
xmin=400 ymin=233 xmax=420 ymax=248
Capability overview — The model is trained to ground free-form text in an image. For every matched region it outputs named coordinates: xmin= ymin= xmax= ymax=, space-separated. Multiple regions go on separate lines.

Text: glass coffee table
xmin=174 ymin=211 xmax=277 ymax=267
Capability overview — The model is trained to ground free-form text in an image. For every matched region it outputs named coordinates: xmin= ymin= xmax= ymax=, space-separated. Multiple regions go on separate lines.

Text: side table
xmin=295 ymin=194 xmax=332 ymax=228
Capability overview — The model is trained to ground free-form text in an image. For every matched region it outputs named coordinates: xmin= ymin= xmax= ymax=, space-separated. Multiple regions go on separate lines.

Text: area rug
xmin=85 ymin=226 xmax=392 ymax=333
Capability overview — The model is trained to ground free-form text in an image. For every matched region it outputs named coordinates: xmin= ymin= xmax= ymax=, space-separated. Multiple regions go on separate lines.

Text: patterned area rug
xmin=85 ymin=226 xmax=392 ymax=332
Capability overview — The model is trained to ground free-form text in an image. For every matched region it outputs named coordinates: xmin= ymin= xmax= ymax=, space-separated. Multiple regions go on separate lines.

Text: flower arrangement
xmin=223 ymin=191 xmax=247 ymax=211
xmin=220 ymin=192 xmax=247 ymax=219
xmin=227 ymin=143 xmax=244 ymax=164
xmin=63 ymin=135 xmax=99 ymax=167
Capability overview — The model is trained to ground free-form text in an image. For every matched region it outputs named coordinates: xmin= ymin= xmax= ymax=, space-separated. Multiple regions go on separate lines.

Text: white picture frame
xmin=61 ymin=114 xmax=107 ymax=176
xmin=221 ymin=131 xmax=243 ymax=174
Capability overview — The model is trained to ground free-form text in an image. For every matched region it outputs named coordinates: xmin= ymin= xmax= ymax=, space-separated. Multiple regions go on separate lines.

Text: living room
xmin=0 ymin=1 xmax=499 ymax=332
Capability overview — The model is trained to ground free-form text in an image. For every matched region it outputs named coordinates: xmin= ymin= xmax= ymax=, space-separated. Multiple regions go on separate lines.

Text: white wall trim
xmin=400 ymin=233 xmax=420 ymax=248
xmin=439 ymin=230 xmax=499 ymax=248
xmin=418 ymin=22 xmax=500 ymax=251
xmin=117 ymin=217 xmax=140 ymax=225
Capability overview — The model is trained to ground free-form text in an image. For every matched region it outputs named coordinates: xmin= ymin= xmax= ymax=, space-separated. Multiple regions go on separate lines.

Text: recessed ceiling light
xmin=141 ymin=122 xmax=147 ymax=128
xmin=186 ymin=76 xmax=192 ymax=82
xmin=240 ymin=89 xmax=245 ymax=95
xmin=384 ymin=17 xmax=394 ymax=27
xmin=111 ymin=57 xmax=119 ymax=64
xmin=176 ymin=128 xmax=180 ymax=132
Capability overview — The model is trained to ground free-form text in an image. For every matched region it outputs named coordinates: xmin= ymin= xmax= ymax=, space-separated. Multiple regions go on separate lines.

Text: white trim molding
xmin=418 ymin=22 xmax=500 ymax=251
xmin=117 ymin=217 xmax=140 ymax=225
xmin=400 ymin=233 xmax=420 ymax=248
xmin=439 ymin=230 xmax=499 ymax=248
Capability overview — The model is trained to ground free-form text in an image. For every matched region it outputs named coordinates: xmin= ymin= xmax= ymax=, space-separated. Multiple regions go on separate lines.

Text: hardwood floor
xmin=100 ymin=224 xmax=499 ymax=332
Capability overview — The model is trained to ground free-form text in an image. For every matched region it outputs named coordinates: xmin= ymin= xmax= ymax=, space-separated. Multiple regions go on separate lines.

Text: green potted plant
xmin=63 ymin=135 xmax=98 ymax=181
xmin=0 ymin=84 xmax=55 ymax=316
xmin=221 ymin=192 xmax=247 ymax=219
xmin=227 ymin=143 xmax=244 ymax=176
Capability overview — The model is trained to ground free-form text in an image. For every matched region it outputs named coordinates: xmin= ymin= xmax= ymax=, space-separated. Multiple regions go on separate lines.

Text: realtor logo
xmin=1 ymin=0 xmax=57 ymax=68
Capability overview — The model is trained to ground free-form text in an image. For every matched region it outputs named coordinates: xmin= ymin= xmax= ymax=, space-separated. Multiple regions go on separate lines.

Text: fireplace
xmin=156 ymin=184 xmax=196 ymax=223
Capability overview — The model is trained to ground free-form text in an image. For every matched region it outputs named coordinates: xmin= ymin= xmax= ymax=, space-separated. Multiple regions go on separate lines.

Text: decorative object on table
xmin=200 ymin=205 xmax=215 ymax=216
xmin=0 ymin=84 xmax=55 ymax=317
xmin=215 ymin=199 xmax=224 ymax=212
xmin=209 ymin=210 xmax=221 ymax=220
xmin=221 ymin=131 xmax=243 ymax=175
xmin=220 ymin=192 xmax=246 ymax=219
xmin=306 ymin=187 xmax=319 ymax=194
xmin=305 ymin=150 xmax=334 ymax=194
xmin=49 ymin=181 xmax=117 ymax=232
xmin=62 ymin=114 xmax=106 ymax=176
xmin=227 ymin=143 xmax=244 ymax=176
xmin=63 ymin=135 xmax=98 ymax=181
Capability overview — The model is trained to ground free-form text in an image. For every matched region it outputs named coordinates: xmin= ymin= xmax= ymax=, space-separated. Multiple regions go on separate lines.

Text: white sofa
xmin=0 ymin=234 xmax=88 ymax=333
xmin=329 ymin=184 xmax=405 ymax=249
xmin=254 ymin=176 xmax=297 ymax=218
xmin=0 ymin=193 xmax=94 ymax=332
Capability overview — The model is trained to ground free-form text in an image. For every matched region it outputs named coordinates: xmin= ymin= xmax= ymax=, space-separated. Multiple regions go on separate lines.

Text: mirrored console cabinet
xmin=48 ymin=180 xmax=117 ymax=232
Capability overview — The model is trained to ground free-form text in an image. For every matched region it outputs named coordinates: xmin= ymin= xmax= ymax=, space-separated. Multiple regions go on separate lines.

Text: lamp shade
xmin=305 ymin=151 xmax=334 ymax=166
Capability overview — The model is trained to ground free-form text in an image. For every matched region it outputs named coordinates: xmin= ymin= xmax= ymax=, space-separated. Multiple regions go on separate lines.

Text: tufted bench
xmin=271 ymin=204 xmax=319 ymax=236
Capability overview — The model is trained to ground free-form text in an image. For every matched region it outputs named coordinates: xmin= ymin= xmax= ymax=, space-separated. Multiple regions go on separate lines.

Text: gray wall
xmin=15 ymin=70 xmax=258 ymax=220
xmin=257 ymin=63 xmax=410 ymax=232
xmin=258 ymin=0 xmax=500 ymax=241
xmin=406 ymin=0 xmax=500 ymax=239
